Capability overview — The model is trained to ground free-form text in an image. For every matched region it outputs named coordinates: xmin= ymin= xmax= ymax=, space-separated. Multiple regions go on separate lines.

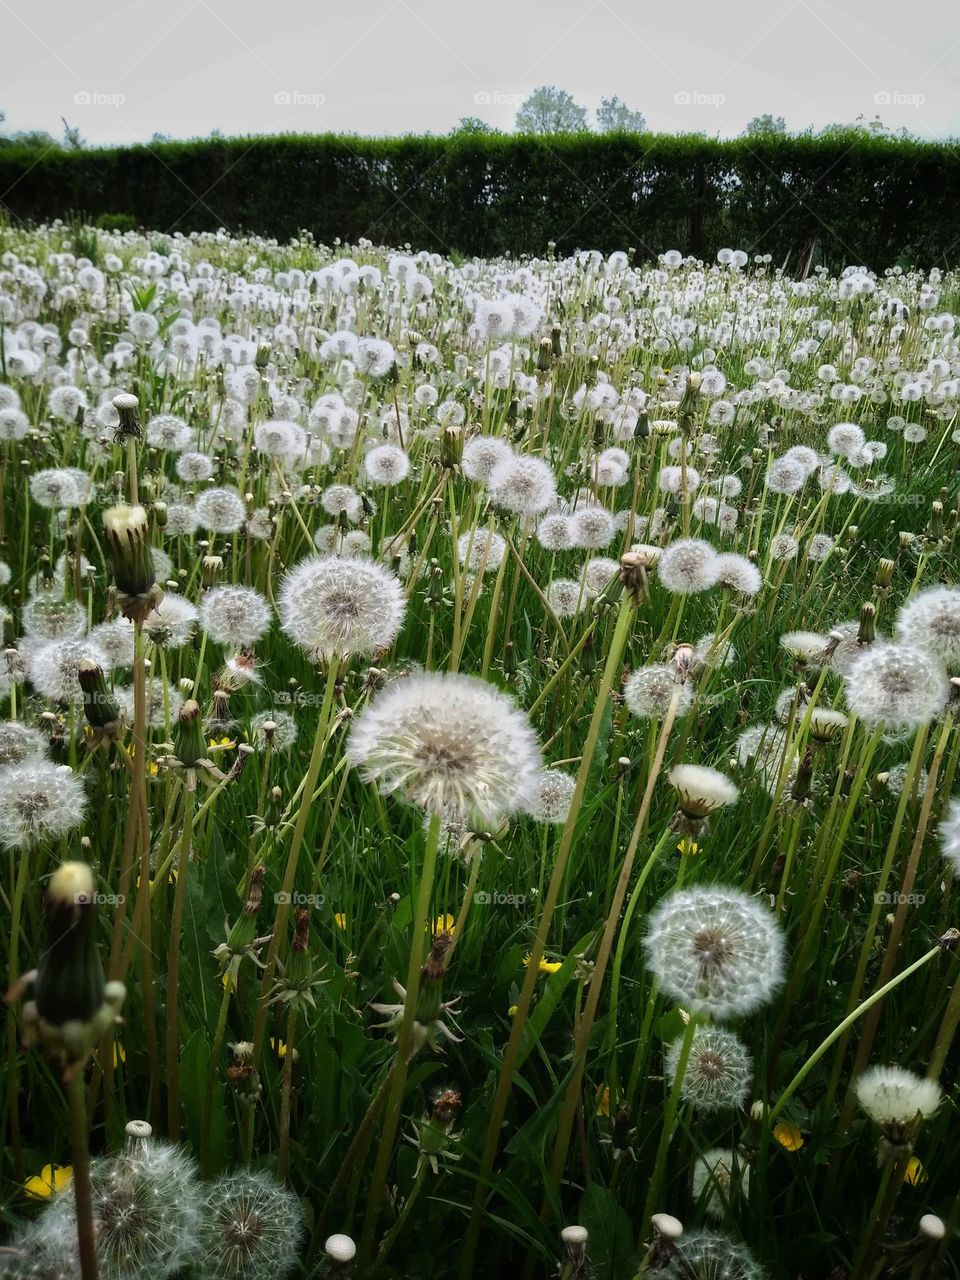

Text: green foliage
xmin=515 ymin=85 xmax=589 ymax=134
xmin=0 ymin=131 xmax=958 ymax=266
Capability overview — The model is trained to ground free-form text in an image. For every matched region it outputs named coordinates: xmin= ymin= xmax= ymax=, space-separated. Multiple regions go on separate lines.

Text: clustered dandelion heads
xmin=3 ymin=224 xmax=960 ymax=1280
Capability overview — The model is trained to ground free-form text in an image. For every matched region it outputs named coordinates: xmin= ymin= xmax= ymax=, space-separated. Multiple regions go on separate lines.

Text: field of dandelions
xmin=0 ymin=224 xmax=959 ymax=1280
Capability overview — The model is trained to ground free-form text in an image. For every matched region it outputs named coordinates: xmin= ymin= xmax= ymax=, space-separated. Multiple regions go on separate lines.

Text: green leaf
xmin=578 ymin=1182 xmax=636 ymax=1280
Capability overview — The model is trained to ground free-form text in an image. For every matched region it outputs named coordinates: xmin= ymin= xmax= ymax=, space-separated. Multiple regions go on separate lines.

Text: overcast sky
xmin=3 ymin=0 xmax=959 ymax=144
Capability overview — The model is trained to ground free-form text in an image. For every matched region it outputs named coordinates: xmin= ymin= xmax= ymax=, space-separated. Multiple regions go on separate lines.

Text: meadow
xmin=0 ymin=223 xmax=959 ymax=1280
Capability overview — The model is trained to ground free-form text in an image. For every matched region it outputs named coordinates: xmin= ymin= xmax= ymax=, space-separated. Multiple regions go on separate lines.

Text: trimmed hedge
xmin=0 ymin=132 xmax=957 ymax=267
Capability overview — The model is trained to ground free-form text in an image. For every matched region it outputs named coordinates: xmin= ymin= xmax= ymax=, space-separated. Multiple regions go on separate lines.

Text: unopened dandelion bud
xmin=619 ymin=550 xmax=649 ymax=602
xmin=636 ymin=411 xmax=650 ymax=439
xmin=503 ymin=641 xmax=517 ymax=675
xmin=122 ymin=1118 xmax=153 ymax=1160
xmin=651 ymin=1213 xmax=684 ymax=1241
xmin=112 ymin=391 xmax=141 ymax=441
xmin=24 ymin=862 xmax=125 ymax=1066
xmin=875 ymin=557 xmax=894 ymax=589
xmin=441 ymin=423 xmax=463 ymax=468
xmin=174 ymin=698 xmax=205 ymax=768
xmin=202 ymin=553 xmax=224 ymax=584
xmin=254 ymin=343 xmax=271 ymax=370
xmin=325 ymin=1233 xmax=357 ymax=1265
xmin=671 ymin=642 xmax=697 ymax=683
xmin=560 ymin=1224 xmax=590 ymax=1276
xmin=857 ymin=602 xmax=877 ymax=644
xmin=919 ymin=1214 xmax=945 ymax=1240
xmin=808 ymin=707 xmax=848 ymax=744
xmin=669 ymin=764 xmax=739 ymax=835
xmin=550 ymin=324 xmax=563 ymax=358
xmin=537 ymin=337 xmax=553 ymax=372
xmin=78 ymin=658 xmax=121 ymax=735
xmin=930 ymin=500 xmax=944 ymax=540
xmin=104 ymin=503 xmax=158 ymax=604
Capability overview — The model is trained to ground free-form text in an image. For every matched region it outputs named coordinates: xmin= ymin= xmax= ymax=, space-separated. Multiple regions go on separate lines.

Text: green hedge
xmin=0 ymin=132 xmax=957 ymax=267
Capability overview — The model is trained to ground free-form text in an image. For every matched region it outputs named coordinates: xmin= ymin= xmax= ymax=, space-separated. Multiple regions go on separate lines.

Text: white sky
xmin=2 ymin=0 xmax=959 ymax=144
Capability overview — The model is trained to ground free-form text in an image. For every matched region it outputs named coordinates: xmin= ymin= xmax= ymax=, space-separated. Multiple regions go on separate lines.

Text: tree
xmin=450 ymin=117 xmax=502 ymax=136
xmin=515 ymin=86 xmax=588 ymax=134
xmin=60 ymin=117 xmax=85 ymax=149
xmin=744 ymin=114 xmax=787 ymax=137
xmin=596 ymin=96 xmax=645 ymax=132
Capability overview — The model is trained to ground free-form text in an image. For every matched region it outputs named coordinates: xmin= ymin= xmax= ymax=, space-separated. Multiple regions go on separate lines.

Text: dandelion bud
xmin=24 ymin=862 xmax=125 ymax=1067
xmin=651 ymin=1213 xmax=684 ymax=1240
xmin=929 ymin=500 xmax=944 ymax=541
xmin=560 ymin=1224 xmax=590 ymax=1276
xmin=202 ymin=553 xmax=224 ymax=584
xmin=668 ymin=763 xmax=739 ymax=834
xmin=855 ymin=1065 xmax=942 ymax=1152
xmin=112 ymin=391 xmax=141 ymax=441
xmin=122 ymin=1117 xmax=153 ymax=1159
xmin=537 ymin=337 xmax=553 ymax=372
xmin=550 ymin=324 xmax=563 ymax=358
xmin=919 ymin=1214 xmax=945 ymax=1240
xmin=104 ymin=504 xmax=158 ymax=608
xmin=441 ymin=424 xmax=464 ymax=469
xmin=78 ymin=658 xmax=122 ymax=737
xmin=175 ymin=698 xmax=205 ymax=768
xmin=898 ymin=530 xmax=916 ymax=550
xmin=255 ymin=343 xmax=271 ymax=370
xmin=618 ymin=550 xmax=649 ymax=602
xmin=152 ymin=498 xmax=168 ymax=528
xmin=325 ymin=1232 xmax=357 ymax=1265
xmin=857 ymin=602 xmax=877 ymax=644
xmin=808 ymin=707 xmax=848 ymax=744
xmin=875 ymin=557 xmax=894 ymax=589
xmin=226 ymin=1039 xmax=261 ymax=1107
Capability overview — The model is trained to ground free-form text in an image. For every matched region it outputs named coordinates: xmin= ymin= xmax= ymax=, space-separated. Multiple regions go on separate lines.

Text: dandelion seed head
xmin=658 ymin=539 xmax=720 ymax=595
xmin=278 ymin=556 xmax=406 ymax=661
xmin=346 ymin=671 xmax=541 ymax=824
xmin=665 ymin=1026 xmax=752 ymax=1112
xmin=643 ymin=886 xmax=785 ymax=1019
xmin=199 ymin=586 xmax=272 ymax=648
xmin=0 ymin=760 xmax=86 ymax=849
xmin=845 ymin=642 xmax=948 ymax=733
xmin=623 ymin=666 xmax=694 ymax=721
xmin=524 ymin=768 xmax=576 ymax=824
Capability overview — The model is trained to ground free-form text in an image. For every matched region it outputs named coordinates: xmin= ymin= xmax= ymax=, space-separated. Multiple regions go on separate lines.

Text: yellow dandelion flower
xmin=113 ymin=1041 xmax=126 ymax=1068
xmin=334 ymin=912 xmax=347 ymax=930
xmin=773 ymin=1122 xmax=804 ymax=1152
xmin=904 ymin=1156 xmax=926 ymax=1185
xmin=25 ymin=1164 xmax=72 ymax=1198
xmin=507 ymin=1004 xmax=518 ymax=1017
xmin=596 ymin=1084 xmax=610 ymax=1117
xmin=676 ymin=838 xmax=700 ymax=857
xmin=208 ymin=736 xmax=237 ymax=750
xmin=270 ymin=1038 xmax=287 ymax=1059
xmin=434 ymin=913 xmax=456 ymax=937
xmin=524 ymin=954 xmax=562 ymax=975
